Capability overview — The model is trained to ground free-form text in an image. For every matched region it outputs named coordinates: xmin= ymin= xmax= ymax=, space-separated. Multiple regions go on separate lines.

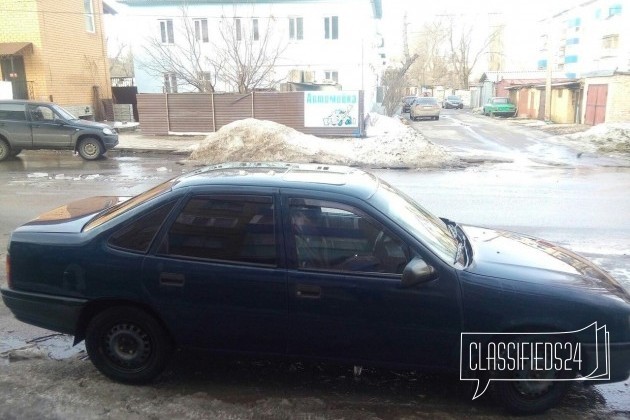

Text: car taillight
xmin=6 ymin=254 xmax=11 ymax=288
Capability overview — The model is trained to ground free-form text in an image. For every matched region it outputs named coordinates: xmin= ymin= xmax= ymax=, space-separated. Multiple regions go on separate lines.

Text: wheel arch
xmin=74 ymin=299 xmax=174 ymax=346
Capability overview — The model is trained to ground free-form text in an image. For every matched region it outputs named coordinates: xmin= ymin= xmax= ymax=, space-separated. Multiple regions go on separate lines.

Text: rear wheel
xmin=85 ymin=306 xmax=173 ymax=384
xmin=77 ymin=137 xmax=103 ymax=160
xmin=0 ymin=140 xmax=10 ymax=161
xmin=10 ymin=148 xmax=22 ymax=157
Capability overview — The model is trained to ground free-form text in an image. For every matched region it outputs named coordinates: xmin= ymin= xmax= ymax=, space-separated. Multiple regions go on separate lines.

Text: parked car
xmin=443 ymin=95 xmax=464 ymax=109
xmin=483 ymin=97 xmax=517 ymax=117
xmin=410 ymin=97 xmax=441 ymax=120
xmin=0 ymin=100 xmax=118 ymax=161
xmin=2 ymin=163 xmax=630 ymax=415
xmin=401 ymin=95 xmax=416 ymax=113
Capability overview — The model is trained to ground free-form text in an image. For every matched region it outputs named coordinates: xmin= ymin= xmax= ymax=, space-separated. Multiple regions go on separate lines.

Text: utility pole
xmin=544 ymin=20 xmax=554 ymax=122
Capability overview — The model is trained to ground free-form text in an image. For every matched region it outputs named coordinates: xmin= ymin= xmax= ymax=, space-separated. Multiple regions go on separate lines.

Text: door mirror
xmin=401 ymin=257 xmax=438 ymax=287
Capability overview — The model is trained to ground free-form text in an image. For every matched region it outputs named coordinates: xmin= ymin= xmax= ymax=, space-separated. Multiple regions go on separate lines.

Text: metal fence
xmin=136 ymin=91 xmax=365 ymax=137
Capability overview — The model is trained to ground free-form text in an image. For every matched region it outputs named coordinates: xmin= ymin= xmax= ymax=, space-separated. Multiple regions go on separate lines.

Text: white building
xmin=116 ymin=0 xmax=384 ymax=111
xmin=537 ymin=0 xmax=629 ymax=77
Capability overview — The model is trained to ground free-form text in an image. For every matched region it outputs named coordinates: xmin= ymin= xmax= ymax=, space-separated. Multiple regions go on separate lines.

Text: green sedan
xmin=483 ymin=97 xmax=517 ymax=117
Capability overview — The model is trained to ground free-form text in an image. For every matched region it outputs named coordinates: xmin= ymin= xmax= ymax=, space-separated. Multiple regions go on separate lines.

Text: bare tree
xmin=447 ymin=17 xmax=500 ymax=89
xmin=212 ymin=15 xmax=286 ymax=93
xmin=108 ymin=40 xmax=134 ymax=78
xmin=407 ymin=22 xmax=450 ymax=88
xmin=381 ymin=13 xmax=418 ymax=116
xmin=137 ymin=4 xmax=286 ymax=94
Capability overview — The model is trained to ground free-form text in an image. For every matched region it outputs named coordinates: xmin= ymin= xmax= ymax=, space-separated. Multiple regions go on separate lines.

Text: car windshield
xmin=83 ymin=179 xmax=177 ymax=231
xmin=448 ymin=96 xmax=460 ymax=100
xmin=493 ymin=98 xmax=510 ymax=104
xmin=416 ymin=97 xmax=437 ymax=105
xmin=371 ymin=180 xmax=458 ymax=263
xmin=51 ymin=104 xmax=78 ymax=120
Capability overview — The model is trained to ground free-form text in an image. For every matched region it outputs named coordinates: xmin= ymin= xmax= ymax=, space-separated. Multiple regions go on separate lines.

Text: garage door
xmin=585 ymin=84 xmax=607 ymax=125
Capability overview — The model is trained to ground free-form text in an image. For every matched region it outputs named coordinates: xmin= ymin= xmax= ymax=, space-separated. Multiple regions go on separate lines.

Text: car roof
xmin=170 ymin=162 xmax=381 ymax=199
xmin=0 ymin=99 xmax=55 ymax=106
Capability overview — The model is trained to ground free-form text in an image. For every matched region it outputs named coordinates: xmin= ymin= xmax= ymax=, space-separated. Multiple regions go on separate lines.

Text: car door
xmin=141 ymin=189 xmax=288 ymax=354
xmin=0 ymin=102 xmax=31 ymax=147
xmin=27 ymin=104 xmax=75 ymax=147
xmin=283 ymin=193 xmax=463 ymax=369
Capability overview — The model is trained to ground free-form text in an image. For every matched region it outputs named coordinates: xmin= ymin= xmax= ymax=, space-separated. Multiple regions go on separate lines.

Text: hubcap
xmin=104 ymin=323 xmax=151 ymax=369
xmin=83 ymin=142 xmax=98 ymax=157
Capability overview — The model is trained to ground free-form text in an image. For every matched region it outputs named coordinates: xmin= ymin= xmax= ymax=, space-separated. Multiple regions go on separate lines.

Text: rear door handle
xmin=159 ymin=272 xmax=185 ymax=287
xmin=296 ymin=284 xmax=321 ymax=299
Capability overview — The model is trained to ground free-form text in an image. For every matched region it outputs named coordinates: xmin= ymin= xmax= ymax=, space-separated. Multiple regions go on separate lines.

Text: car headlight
xmin=102 ymin=127 xmax=115 ymax=135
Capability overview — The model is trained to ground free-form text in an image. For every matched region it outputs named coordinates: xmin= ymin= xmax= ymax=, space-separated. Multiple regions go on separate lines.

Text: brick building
xmin=0 ymin=0 xmax=114 ymax=118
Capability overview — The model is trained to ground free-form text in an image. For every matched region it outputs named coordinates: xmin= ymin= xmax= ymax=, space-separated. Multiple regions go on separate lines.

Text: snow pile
xmin=564 ymin=123 xmax=630 ymax=154
xmin=190 ymin=114 xmax=457 ymax=168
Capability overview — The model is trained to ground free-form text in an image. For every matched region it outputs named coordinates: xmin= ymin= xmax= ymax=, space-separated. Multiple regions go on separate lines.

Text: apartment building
xmin=537 ymin=1 xmax=628 ymax=77
xmin=0 ymin=0 xmax=114 ymax=116
xmin=117 ymin=0 xmax=383 ymax=110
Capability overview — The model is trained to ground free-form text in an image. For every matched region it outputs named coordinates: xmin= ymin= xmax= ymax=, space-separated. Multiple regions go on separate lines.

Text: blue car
xmin=2 ymin=163 xmax=629 ymax=415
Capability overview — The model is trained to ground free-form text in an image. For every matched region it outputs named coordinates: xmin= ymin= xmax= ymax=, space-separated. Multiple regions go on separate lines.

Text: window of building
xmin=164 ymin=73 xmax=177 ymax=93
xmin=160 ymin=19 xmax=174 ymax=44
xmin=235 ymin=18 xmax=242 ymax=41
xmin=565 ymin=55 xmax=578 ymax=64
xmin=252 ymin=18 xmax=260 ymax=41
xmin=160 ymin=195 xmax=276 ymax=266
xmin=324 ymin=16 xmax=339 ymax=40
xmin=84 ymin=0 xmax=95 ymax=33
xmin=324 ymin=71 xmax=338 ymax=83
xmin=289 ymin=17 xmax=303 ymax=40
xmin=289 ymin=199 xmax=409 ymax=274
xmin=198 ymin=71 xmax=213 ymax=91
xmin=602 ymin=34 xmax=619 ymax=49
xmin=608 ymin=4 xmax=622 ymax=17
xmin=194 ymin=19 xmax=209 ymax=43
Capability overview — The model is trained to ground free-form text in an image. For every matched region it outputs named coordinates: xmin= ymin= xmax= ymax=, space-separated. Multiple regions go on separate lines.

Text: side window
xmin=28 ymin=105 xmax=55 ymax=122
xmin=289 ymin=199 xmax=409 ymax=274
xmin=0 ymin=103 xmax=26 ymax=121
xmin=108 ymin=201 xmax=177 ymax=253
xmin=160 ymin=195 xmax=276 ymax=266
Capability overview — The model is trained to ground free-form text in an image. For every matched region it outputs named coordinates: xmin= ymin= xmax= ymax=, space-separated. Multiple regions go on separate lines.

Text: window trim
xmin=160 ymin=19 xmax=175 ymax=44
xmin=194 ymin=18 xmax=209 ymax=43
xmin=84 ymin=0 xmax=95 ymax=33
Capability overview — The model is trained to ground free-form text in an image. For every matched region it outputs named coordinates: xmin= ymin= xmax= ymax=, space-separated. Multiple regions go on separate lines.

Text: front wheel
xmin=85 ymin=306 xmax=173 ymax=384
xmin=492 ymin=335 xmax=574 ymax=415
xmin=77 ymin=137 xmax=104 ymax=160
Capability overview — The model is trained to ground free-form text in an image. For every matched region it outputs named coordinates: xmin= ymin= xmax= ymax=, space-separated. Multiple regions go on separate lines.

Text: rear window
xmin=447 ymin=96 xmax=461 ymax=100
xmin=415 ymin=98 xmax=437 ymax=105
xmin=0 ymin=103 xmax=26 ymax=121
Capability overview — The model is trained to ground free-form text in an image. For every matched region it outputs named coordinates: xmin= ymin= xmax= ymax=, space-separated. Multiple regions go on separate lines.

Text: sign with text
xmin=304 ymin=91 xmax=359 ymax=128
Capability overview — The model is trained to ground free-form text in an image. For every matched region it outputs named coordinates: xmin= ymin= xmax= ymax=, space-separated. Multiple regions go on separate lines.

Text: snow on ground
xmin=189 ymin=114 xmax=458 ymax=168
xmin=562 ymin=123 xmax=630 ymax=154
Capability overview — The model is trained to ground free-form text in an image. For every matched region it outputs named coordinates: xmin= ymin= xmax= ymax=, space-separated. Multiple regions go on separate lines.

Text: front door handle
xmin=296 ymin=284 xmax=321 ymax=299
xmin=159 ymin=272 xmax=185 ymax=287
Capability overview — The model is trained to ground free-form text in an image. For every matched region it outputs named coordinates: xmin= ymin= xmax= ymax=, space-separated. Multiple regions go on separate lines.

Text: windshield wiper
xmin=444 ymin=219 xmax=471 ymax=266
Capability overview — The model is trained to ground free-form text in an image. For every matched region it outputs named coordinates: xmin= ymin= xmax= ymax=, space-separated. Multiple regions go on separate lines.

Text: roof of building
xmin=479 ymin=71 xmax=569 ymax=83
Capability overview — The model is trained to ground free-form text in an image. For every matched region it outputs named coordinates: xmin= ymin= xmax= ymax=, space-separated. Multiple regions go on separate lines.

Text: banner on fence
xmin=304 ymin=91 xmax=359 ymax=128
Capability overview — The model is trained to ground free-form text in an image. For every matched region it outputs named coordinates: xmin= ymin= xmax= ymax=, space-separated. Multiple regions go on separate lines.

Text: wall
xmin=137 ymin=91 xmax=365 ymax=137
xmin=550 ymin=87 xmax=577 ymax=123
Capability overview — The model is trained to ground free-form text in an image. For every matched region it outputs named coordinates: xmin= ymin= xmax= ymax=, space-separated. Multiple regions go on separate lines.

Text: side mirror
xmin=401 ymin=257 xmax=438 ymax=288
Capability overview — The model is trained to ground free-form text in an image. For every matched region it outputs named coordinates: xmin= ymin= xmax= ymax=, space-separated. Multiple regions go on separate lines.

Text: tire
xmin=85 ymin=306 xmax=173 ymax=384
xmin=0 ymin=139 xmax=10 ymax=161
xmin=492 ymin=335 xmax=574 ymax=415
xmin=10 ymin=148 xmax=22 ymax=157
xmin=77 ymin=137 xmax=104 ymax=160
xmin=435 ymin=116 xmax=440 ymax=120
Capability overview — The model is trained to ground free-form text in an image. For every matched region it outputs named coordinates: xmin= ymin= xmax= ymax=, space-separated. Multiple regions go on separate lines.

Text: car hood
xmin=461 ymin=225 xmax=630 ymax=301
xmin=69 ymin=119 xmax=111 ymax=130
xmin=16 ymin=196 xmax=130 ymax=233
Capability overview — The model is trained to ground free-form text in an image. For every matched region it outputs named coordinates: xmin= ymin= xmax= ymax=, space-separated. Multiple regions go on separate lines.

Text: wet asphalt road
xmin=1 ymin=115 xmax=630 ymax=418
